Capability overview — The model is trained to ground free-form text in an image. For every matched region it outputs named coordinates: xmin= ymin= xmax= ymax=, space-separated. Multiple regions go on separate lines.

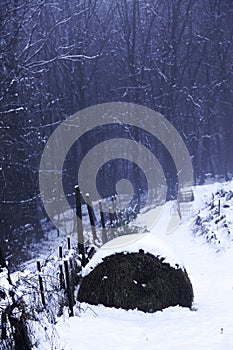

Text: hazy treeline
xmin=0 ymin=0 xmax=232 ymax=263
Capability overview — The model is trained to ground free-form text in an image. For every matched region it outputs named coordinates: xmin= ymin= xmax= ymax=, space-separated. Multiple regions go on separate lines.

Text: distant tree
xmin=1 ymin=0 xmax=233 ymax=266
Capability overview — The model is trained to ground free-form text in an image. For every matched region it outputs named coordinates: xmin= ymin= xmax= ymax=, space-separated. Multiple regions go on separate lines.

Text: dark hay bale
xmin=78 ymin=251 xmax=194 ymax=312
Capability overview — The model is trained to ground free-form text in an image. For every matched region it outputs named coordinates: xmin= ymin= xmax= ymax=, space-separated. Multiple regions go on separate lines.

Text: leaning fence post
xmin=75 ymin=185 xmax=86 ymax=266
xmin=99 ymin=200 xmax=107 ymax=243
xmin=85 ymin=193 xmax=98 ymax=243
xmin=36 ymin=261 xmax=45 ymax=307
xmin=64 ymin=260 xmax=74 ymax=317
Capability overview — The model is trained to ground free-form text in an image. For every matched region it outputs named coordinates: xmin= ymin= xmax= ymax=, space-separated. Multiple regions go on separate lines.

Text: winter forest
xmin=1 ymin=0 xmax=233 ymax=266
xmin=1 ymin=1 xmax=233 ymax=349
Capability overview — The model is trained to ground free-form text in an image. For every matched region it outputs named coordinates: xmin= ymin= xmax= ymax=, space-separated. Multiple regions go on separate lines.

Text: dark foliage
xmin=78 ymin=251 xmax=194 ymax=312
xmin=0 ymin=246 xmax=6 ymax=271
xmin=2 ymin=0 xmax=232 ymax=266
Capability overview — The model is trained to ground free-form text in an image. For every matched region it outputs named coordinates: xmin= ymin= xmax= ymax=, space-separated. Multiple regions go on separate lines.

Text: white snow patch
xmin=82 ymin=232 xmax=184 ymax=277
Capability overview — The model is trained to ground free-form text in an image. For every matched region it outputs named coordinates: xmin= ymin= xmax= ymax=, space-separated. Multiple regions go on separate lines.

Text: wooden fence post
xmin=59 ymin=264 xmax=65 ymax=290
xmin=1 ymin=311 xmax=7 ymax=340
xmin=111 ymin=195 xmax=117 ymax=224
xmin=109 ymin=207 xmax=114 ymax=227
xmin=67 ymin=236 xmax=71 ymax=250
xmin=0 ymin=245 xmax=6 ymax=271
xmin=36 ymin=261 xmax=45 ymax=307
xmin=99 ymin=200 xmax=107 ymax=243
xmin=64 ymin=260 xmax=74 ymax=317
xmin=85 ymin=193 xmax=98 ymax=243
xmin=59 ymin=245 xmax=63 ymax=259
xmin=75 ymin=185 xmax=86 ymax=266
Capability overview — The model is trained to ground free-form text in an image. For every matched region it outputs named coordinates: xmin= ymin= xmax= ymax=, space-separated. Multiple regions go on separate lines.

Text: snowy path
xmin=52 ymin=189 xmax=233 ymax=350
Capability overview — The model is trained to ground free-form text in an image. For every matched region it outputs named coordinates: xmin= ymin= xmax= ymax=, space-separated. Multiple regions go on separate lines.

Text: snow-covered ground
xmin=2 ymin=181 xmax=233 ymax=349
xmin=47 ymin=181 xmax=233 ymax=350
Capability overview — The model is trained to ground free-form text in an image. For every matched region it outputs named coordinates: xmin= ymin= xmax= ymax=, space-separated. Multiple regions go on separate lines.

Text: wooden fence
xmin=0 ymin=184 xmax=139 ymax=348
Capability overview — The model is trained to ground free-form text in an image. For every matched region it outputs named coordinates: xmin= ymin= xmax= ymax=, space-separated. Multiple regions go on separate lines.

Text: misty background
xmin=0 ymin=0 xmax=232 ymax=266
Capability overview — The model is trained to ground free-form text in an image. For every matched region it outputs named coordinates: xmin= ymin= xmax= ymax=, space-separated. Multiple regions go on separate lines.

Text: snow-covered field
xmin=46 ymin=182 xmax=233 ymax=350
xmin=2 ymin=182 xmax=233 ymax=349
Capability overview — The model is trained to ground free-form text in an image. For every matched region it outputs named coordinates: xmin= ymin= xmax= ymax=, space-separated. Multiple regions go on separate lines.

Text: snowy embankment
xmin=51 ymin=181 xmax=233 ymax=350
xmin=2 ymin=182 xmax=233 ymax=349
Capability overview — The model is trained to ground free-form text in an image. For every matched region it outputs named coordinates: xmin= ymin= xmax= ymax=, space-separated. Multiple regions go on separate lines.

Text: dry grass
xmin=78 ymin=251 xmax=194 ymax=312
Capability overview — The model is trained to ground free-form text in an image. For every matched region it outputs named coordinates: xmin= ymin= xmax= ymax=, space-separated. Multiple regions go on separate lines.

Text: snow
xmin=54 ymin=230 xmax=233 ymax=350
xmin=2 ymin=181 xmax=233 ymax=349
xmin=82 ymin=232 xmax=185 ymax=277
xmin=53 ymin=181 xmax=233 ymax=350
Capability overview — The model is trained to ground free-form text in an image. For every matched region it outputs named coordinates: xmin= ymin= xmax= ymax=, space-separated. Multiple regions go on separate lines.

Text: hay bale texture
xmin=78 ymin=251 xmax=194 ymax=312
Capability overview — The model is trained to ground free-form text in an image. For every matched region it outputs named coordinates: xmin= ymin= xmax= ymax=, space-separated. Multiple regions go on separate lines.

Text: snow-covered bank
xmin=52 ymin=181 xmax=233 ymax=350
xmin=1 ymin=181 xmax=233 ymax=349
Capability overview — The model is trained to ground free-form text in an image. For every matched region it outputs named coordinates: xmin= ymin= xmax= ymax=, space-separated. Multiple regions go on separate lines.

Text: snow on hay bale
xmin=78 ymin=234 xmax=194 ymax=312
